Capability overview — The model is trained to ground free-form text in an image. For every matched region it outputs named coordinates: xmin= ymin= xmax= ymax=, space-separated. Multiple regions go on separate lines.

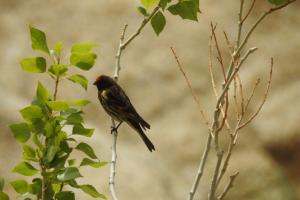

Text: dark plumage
xmin=93 ymin=75 xmax=155 ymax=152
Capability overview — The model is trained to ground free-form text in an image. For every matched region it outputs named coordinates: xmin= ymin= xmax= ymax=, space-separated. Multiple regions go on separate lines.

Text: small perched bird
xmin=93 ymin=75 xmax=155 ymax=152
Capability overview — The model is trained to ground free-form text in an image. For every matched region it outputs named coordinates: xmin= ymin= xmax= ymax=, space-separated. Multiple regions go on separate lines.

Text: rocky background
xmin=0 ymin=0 xmax=299 ymax=199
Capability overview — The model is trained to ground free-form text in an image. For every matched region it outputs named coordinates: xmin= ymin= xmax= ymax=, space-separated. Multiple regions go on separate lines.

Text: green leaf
xmin=46 ymin=101 xmax=69 ymax=111
xmin=10 ymin=179 xmax=29 ymax=195
xmin=151 ymin=11 xmax=166 ymax=36
xmin=268 ymin=0 xmax=288 ymax=5
xmin=66 ymin=113 xmax=84 ymax=125
xmin=53 ymin=42 xmax=64 ymax=55
xmin=44 ymin=121 xmax=55 ymax=137
xmin=72 ymin=125 xmax=94 ymax=137
xmin=68 ymin=99 xmax=90 ymax=107
xmin=141 ymin=0 xmax=159 ymax=8
xmin=57 ymin=167 xmax=82 ymax=181
xmin=12 ymin=162 xmax=38 ymax=176
xmin=67 ymin=74 xmax=88 ymax=90
xmin=0 ymin=191 xmax=9 ymax=200
xmin=55 ymin=191 xmax=75 ymax=200
xmin=68 ymin=159 xmax=76 ymax=166
xmin=168 ymin=0 xmax=199 ymax=21
xmin=80 ymin=184 xmax=106 ymax=199
xmin=45 ymin=144 xmax=60 ymax=163
xmin=0 ymin=177 xmax=4 ymax=191
xmin=20 ymin=57 xmax=46 ymax=73
xmin=70 ymin=43 xmax=97 ymax=71
xmin=29 ymin=25 xmax=49 ymax=53
xmin=36 ymin=81 xmax=51 ymax=102
xmin=32 ymin=134 xmax=43 ymax=150
xmin=29 ymin=178 xmax=42 ymax=195
xmin=48 ymin=64 xmax=68 ymax=76
xmin=80 ymin=158 xmax=107 ymax=168
xmin=137 ymin=6 xmax=149 ymax=16
xmin=71 ymin=43 xmax=97 ymax=53
xmin=159 ymin=0 xmax=171 ymax=9
xmin=70 ymin=52 xmax=97 ymax=71
xmin=75 ymin=143 xmax=97 ymax=159
xmin=20 ymin=105 xmax=44 ymax=121
xmin=9 ymin=123 xmax=31 ymax=143
xmin=22 ymin=144 xmax=36 ymax=161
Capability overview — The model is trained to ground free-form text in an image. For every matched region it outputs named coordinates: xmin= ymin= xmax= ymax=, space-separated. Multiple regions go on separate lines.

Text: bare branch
xmin=217 ymin=172 xmax=239 ymax=200
xmin=239 ymin=58 xmax=273 ymax=130
xmin=236 ymin=0 xmax=296 ymax=56
xmin=244 ymin=78 xmax=260 ymax=113
xmin=170 ymin=47 xmax=210 ymax=127
xmin=236 ymin=0 xmax=245 ymax=48
xmin=208 ymin=149 xmax=224 ymax=200
xmin=237 ymin=74 xmax=245 ymax=115
xmin=121 ymin=6 xmax=159 ymax=50
xmin=223 ymin=31 xmax=233 ymax=54
xmin=208 ymin=28 xmax=219 ymax=99
xmin=210 ymin=23 xmax=226 ymax=80
xmin=113 ymin=24 xmax=128 ymax=80
xmin=187 ymin=134 xmax=212 ymax=200
xmin=241 ymin=0 xmax=256 ymax=24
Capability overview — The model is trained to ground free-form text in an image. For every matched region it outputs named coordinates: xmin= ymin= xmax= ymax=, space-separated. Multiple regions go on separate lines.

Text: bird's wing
xmin=106 ymin=85 xmax=140 ymax=120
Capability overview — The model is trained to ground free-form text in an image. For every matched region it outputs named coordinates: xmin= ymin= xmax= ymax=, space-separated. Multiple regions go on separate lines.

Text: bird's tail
xmin=127 ymin=119 xmax=155 ymax=152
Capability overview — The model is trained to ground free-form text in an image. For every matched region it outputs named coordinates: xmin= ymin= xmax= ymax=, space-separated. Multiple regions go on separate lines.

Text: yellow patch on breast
xmin=101 ymin=90 xmax=108 ymax=99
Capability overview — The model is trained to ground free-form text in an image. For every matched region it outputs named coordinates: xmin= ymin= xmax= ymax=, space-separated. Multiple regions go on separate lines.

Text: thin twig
xmin=208 ymin=28 xmax=219 ymax=98
xmin=223 ymin=31 xmax=233 ymax=54
xmin=209 ymin=25 xmax=231 ymax=131
xmin=210 ymin=23 xmax=226 ymax=80
xmin=217 ymin=172 xmax=239 ymax=200
xmin=236 ymin=0 xmax=296 ymax=56
xmin=237 ymin=74 xmax=245 ymax=115
xmin=236 ymin=0 xmax=245 ymax=48
xmin=121 ymin=6 xmax=160 ymax=50
xmin=244 ymin=78 xmax=260 ymax=113
xmin=238 ymin=58 xmax=273 ymax=130
xmin=233 ymin=76 xmax=240 ymax=118
xmin=215 ymin=119 xmax=241 ymax=189
xmin=170 ymin=47 xmax=210 ymax=127
xmin=241 ymin=0 xmax=256 ymax=23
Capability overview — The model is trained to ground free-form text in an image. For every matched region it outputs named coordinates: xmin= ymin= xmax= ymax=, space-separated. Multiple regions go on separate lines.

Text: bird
xmin=93 ymin=75 xmax=155 ymax=152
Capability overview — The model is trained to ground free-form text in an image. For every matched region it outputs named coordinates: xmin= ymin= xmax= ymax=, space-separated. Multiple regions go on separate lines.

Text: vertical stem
xmin=188 ymin=134 xmax=212 ymax=200
xmin=109 ymin=7 xmax=160 ymax=199
xmin=53 ymin=76 xmax=60 ymax=101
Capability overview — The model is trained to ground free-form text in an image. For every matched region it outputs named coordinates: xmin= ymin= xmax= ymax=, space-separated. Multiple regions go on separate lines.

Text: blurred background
xmin=0 ymin=0 xmax=300 ymax=199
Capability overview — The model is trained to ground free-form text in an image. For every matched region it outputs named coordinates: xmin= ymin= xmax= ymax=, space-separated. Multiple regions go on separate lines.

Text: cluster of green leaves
xmin=9 ymin=25 xmax=106 ymax=200
xmin=138 ymin=0 xmax=200 ymax=35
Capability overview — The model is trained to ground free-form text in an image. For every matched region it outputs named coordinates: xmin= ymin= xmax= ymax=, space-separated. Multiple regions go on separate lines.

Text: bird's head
xmin=93 ymin=75 xmax=115 ymax=91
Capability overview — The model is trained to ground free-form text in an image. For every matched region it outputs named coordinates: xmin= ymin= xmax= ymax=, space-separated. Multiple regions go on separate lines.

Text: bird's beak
xmin=93 ymin=80 xmax=97 ymax=85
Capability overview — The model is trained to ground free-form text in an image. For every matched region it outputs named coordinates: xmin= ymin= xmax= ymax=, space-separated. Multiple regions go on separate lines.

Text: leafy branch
xmin=9 ymin=25 xmax=106 ymax=200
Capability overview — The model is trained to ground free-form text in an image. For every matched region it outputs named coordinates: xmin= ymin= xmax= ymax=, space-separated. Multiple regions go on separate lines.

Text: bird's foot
xmin=110 ymin=121 xmax=123 ymax=134
xmin=110 ymin=126 xmax=118 ymax=134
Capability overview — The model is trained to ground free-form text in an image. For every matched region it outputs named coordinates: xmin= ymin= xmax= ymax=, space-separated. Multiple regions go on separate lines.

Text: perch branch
xmin=110 ymin=6 xmax=162 ymax=199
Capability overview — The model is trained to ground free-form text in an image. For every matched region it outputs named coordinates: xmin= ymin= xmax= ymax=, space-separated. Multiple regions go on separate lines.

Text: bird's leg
xmin=110 ymin=121 xmax=123 ymax=134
